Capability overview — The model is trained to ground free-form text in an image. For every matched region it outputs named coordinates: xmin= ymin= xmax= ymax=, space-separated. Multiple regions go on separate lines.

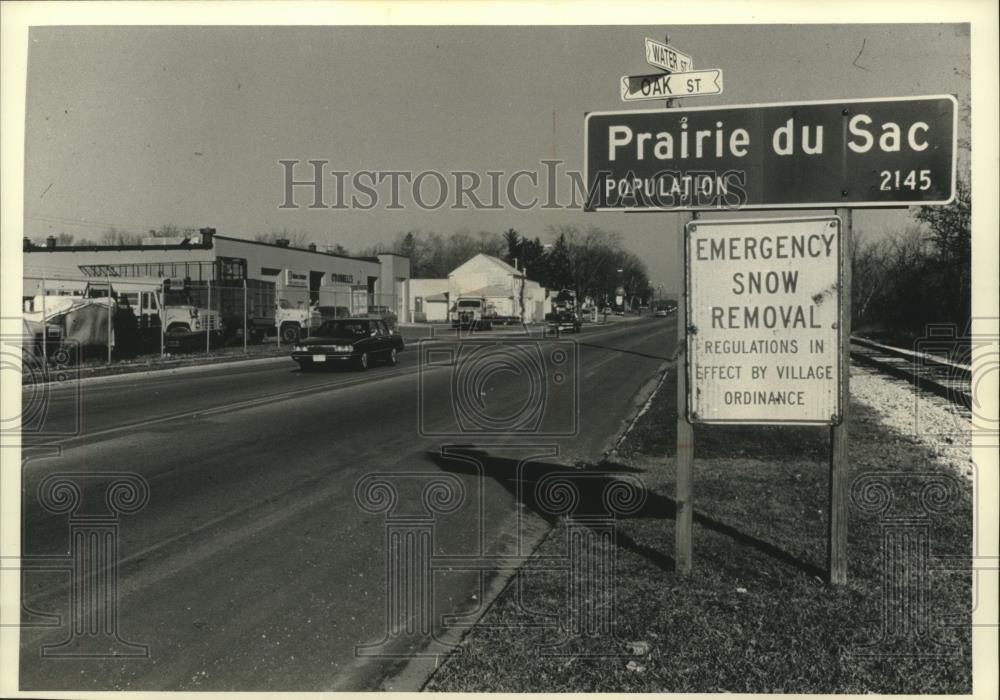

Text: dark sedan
xmin=291 ymin=318 xmax=403 ymax=371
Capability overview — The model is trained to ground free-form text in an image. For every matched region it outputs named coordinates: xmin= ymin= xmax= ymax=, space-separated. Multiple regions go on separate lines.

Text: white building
xmin=408 ymin=278 xmax=450 ymax=322
xmin=403 ymin=253 xmax=549 ymax=323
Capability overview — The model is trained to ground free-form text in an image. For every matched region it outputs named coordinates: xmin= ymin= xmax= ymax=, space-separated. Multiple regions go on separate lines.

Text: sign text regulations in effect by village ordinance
xmin=686 ymin=217 xmax=842 ymax=425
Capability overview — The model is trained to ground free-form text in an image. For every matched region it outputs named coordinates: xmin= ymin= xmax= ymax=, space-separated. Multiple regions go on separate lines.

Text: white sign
xmin=686 ymin=217 xmax=843 ymax=425
xmin=285 ymin=270 xmax=308 ymax=288
xmin=644 ymin=37 xmax=693 ymax=73
xmin=620 ymin=69 xmax=723 ymax=102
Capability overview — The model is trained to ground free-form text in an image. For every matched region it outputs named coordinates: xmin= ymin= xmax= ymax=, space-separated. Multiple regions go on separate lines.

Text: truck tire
xmin=280 ymin=323 xmax=300 ymax=344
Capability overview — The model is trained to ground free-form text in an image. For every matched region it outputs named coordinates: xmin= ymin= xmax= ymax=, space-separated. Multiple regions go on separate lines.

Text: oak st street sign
xmin=584 ymin=95 xmax=957 ymax=211
xmin=620 ymin=69 xmax=723 ymax=102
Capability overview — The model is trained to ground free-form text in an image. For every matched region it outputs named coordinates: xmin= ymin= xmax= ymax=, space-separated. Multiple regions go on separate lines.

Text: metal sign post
xmin=159 ymin=280 xmax=166 ymax=357
xmin=40 ymin=278 xmax=47 ymax=364
xmin=206 ymin=279 xmax=212 ymax=354
xmin=243 ymin=279 xmax=248 ymax=353
xmin=106 ymin=274 xmax=113 ymax=365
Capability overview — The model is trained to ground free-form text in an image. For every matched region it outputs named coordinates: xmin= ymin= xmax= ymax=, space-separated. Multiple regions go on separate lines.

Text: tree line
xmin=359 ymin=225 xmax=653 ymax=307
xmin=852 ymin=178 xmax=971 ymax=345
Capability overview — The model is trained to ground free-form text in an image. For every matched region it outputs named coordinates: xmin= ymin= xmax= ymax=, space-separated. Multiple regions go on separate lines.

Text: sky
xmin=23 ymin=24 xmax=970 ymax=290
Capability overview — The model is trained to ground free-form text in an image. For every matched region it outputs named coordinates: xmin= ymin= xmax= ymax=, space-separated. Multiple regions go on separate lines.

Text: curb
xmin=29 ymin=354 xmax=293 ymax=388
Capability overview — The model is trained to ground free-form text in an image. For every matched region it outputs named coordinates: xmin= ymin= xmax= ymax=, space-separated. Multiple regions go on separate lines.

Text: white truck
xmin=450 ymin=296 xmax=496 ymax=331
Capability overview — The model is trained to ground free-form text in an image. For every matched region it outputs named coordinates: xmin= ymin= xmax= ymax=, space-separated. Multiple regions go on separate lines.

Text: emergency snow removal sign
xmin=686 ymin=216 xmax=843 ymax=425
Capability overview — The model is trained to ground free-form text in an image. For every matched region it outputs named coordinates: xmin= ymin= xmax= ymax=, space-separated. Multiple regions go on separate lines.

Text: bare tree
xmin=101 ymin=227 xmax=143 ymax=245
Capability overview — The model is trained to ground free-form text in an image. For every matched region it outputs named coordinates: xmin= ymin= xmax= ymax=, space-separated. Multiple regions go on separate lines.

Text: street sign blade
xmin=621 ymin=69 xmax=723 ymax=101
xmin=644 ymin=37 xmax=694 ymax=73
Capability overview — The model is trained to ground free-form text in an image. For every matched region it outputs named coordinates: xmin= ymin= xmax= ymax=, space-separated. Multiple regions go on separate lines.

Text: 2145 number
xmin=879 ymin=169 xmax=932 ymax=191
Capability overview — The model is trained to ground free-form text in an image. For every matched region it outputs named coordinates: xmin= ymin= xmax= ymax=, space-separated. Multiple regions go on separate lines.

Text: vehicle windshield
xmin=164 ymin=290 xmax=195 ymax=306
xmin=457 ymin=300 xmax=482 ymax=308
xmin=315 ymin=320 xmax=370 ymax=337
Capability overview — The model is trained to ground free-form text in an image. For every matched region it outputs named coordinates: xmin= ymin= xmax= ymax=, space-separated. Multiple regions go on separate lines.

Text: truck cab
xmin=162 ymin=279 xmax=222 ymax=348
xmin=450 ymin=297 xmax=494 ymax=331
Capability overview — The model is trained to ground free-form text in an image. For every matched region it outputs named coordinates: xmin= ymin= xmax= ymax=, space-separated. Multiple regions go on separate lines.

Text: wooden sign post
xmin=829 ymin=208 xmax=853 ymax=585
xmin=675 ymin=211 xmax=696 ymax=576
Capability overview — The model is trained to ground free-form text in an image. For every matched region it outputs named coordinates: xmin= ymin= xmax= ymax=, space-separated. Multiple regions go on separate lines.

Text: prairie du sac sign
xmin=584 ymin=95 xmax=956 ymax=211
xmin=686 ymin=217 xmax=842 ymax=425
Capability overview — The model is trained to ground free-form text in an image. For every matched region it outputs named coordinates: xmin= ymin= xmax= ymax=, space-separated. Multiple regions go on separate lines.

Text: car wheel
xmin=386 ymin=348 xmax=398 ymax=366
xmin=355 ymin=352 xmax=369 ymax=371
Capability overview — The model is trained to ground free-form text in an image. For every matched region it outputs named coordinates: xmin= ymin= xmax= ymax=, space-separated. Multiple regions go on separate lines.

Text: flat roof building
xmin=23 ymin=228 xmax=411 ymax=318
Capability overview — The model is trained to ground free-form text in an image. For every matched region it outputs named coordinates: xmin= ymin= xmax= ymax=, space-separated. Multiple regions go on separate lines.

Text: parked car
xmin=654 ymin=308 xmax=668 ymax=317
xmin=291 ymin=318 xmax=403 ymax=371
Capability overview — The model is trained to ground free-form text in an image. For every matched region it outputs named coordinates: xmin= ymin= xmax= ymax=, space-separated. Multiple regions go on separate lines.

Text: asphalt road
xmin=19 ymin=316 xmax=676 ymax=691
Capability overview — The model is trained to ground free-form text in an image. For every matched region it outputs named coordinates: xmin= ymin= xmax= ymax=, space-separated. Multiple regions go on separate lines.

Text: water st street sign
xmin=620 ymin=69 xmax=723 ymax=102
xmin=584 ymin=95 xmax=957 ymax=211
xmin=685 ymin=216 xmax=843 ymax=425
xmin=644 ymin=37 xmax=693 ymax=72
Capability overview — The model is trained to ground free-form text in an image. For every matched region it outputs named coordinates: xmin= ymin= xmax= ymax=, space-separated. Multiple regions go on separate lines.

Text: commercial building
xmin=23 ymin=228 xmax=410 ymax=318
xmin=403 ymin=253 xmax=549 ymax=323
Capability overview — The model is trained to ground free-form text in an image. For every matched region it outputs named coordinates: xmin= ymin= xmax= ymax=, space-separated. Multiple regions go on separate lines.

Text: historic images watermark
xmin=0 ymin=328 xmax=81 ymax=439
xmin=913 ymin=318 xmax=999 ymax=446
xmin=417 ymin=326 xmax=580 ymax=438
xmin=277 ymin=159 xmax=748 ymax=212
xmin=13 ymin=472 xmax=151 ymax=658
xmin=354 ymin=460 xmax=647 ymax=659
xmin=848 ymin=471 xmax=968 ymax=658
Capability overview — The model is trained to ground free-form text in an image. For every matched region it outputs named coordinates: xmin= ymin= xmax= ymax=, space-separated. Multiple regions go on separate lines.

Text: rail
xmin=849 ymin=335 xmax=972 ymax=409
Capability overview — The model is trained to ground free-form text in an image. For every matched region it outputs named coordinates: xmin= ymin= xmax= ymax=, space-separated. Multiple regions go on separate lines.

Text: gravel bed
xmin=849 ymin=362 xmax=974 ymax=479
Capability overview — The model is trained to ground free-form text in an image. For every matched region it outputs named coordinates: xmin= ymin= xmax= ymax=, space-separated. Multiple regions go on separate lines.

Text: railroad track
xmin=849 ymin=336 xmax=972 ymax=410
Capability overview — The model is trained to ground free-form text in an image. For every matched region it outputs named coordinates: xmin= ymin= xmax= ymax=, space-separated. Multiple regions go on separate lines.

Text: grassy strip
xmin=24 ymin=340 xmax=291 ymax=383
xmin=426 ymin=366 xmax=972 ymax=693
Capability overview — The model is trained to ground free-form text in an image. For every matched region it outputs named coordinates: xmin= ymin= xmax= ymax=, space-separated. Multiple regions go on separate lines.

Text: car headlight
xmin=335 ymin=345 xmax=352 ymax=352
xmin=294 ymin=345 xmax=305 ymax=352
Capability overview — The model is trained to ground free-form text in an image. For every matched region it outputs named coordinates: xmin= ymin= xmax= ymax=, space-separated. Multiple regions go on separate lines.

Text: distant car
xmin=654 ymin=308 xmax=668 ymax=317
xmin=291 ymin=318 xmax=403 ymax=371
xmin=546 ymin=311 xmax=581 ymax=334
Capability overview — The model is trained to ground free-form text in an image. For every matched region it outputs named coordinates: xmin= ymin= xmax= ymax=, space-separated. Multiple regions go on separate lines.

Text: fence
xmin=21 ymin=274 xmax=402 ymax=365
